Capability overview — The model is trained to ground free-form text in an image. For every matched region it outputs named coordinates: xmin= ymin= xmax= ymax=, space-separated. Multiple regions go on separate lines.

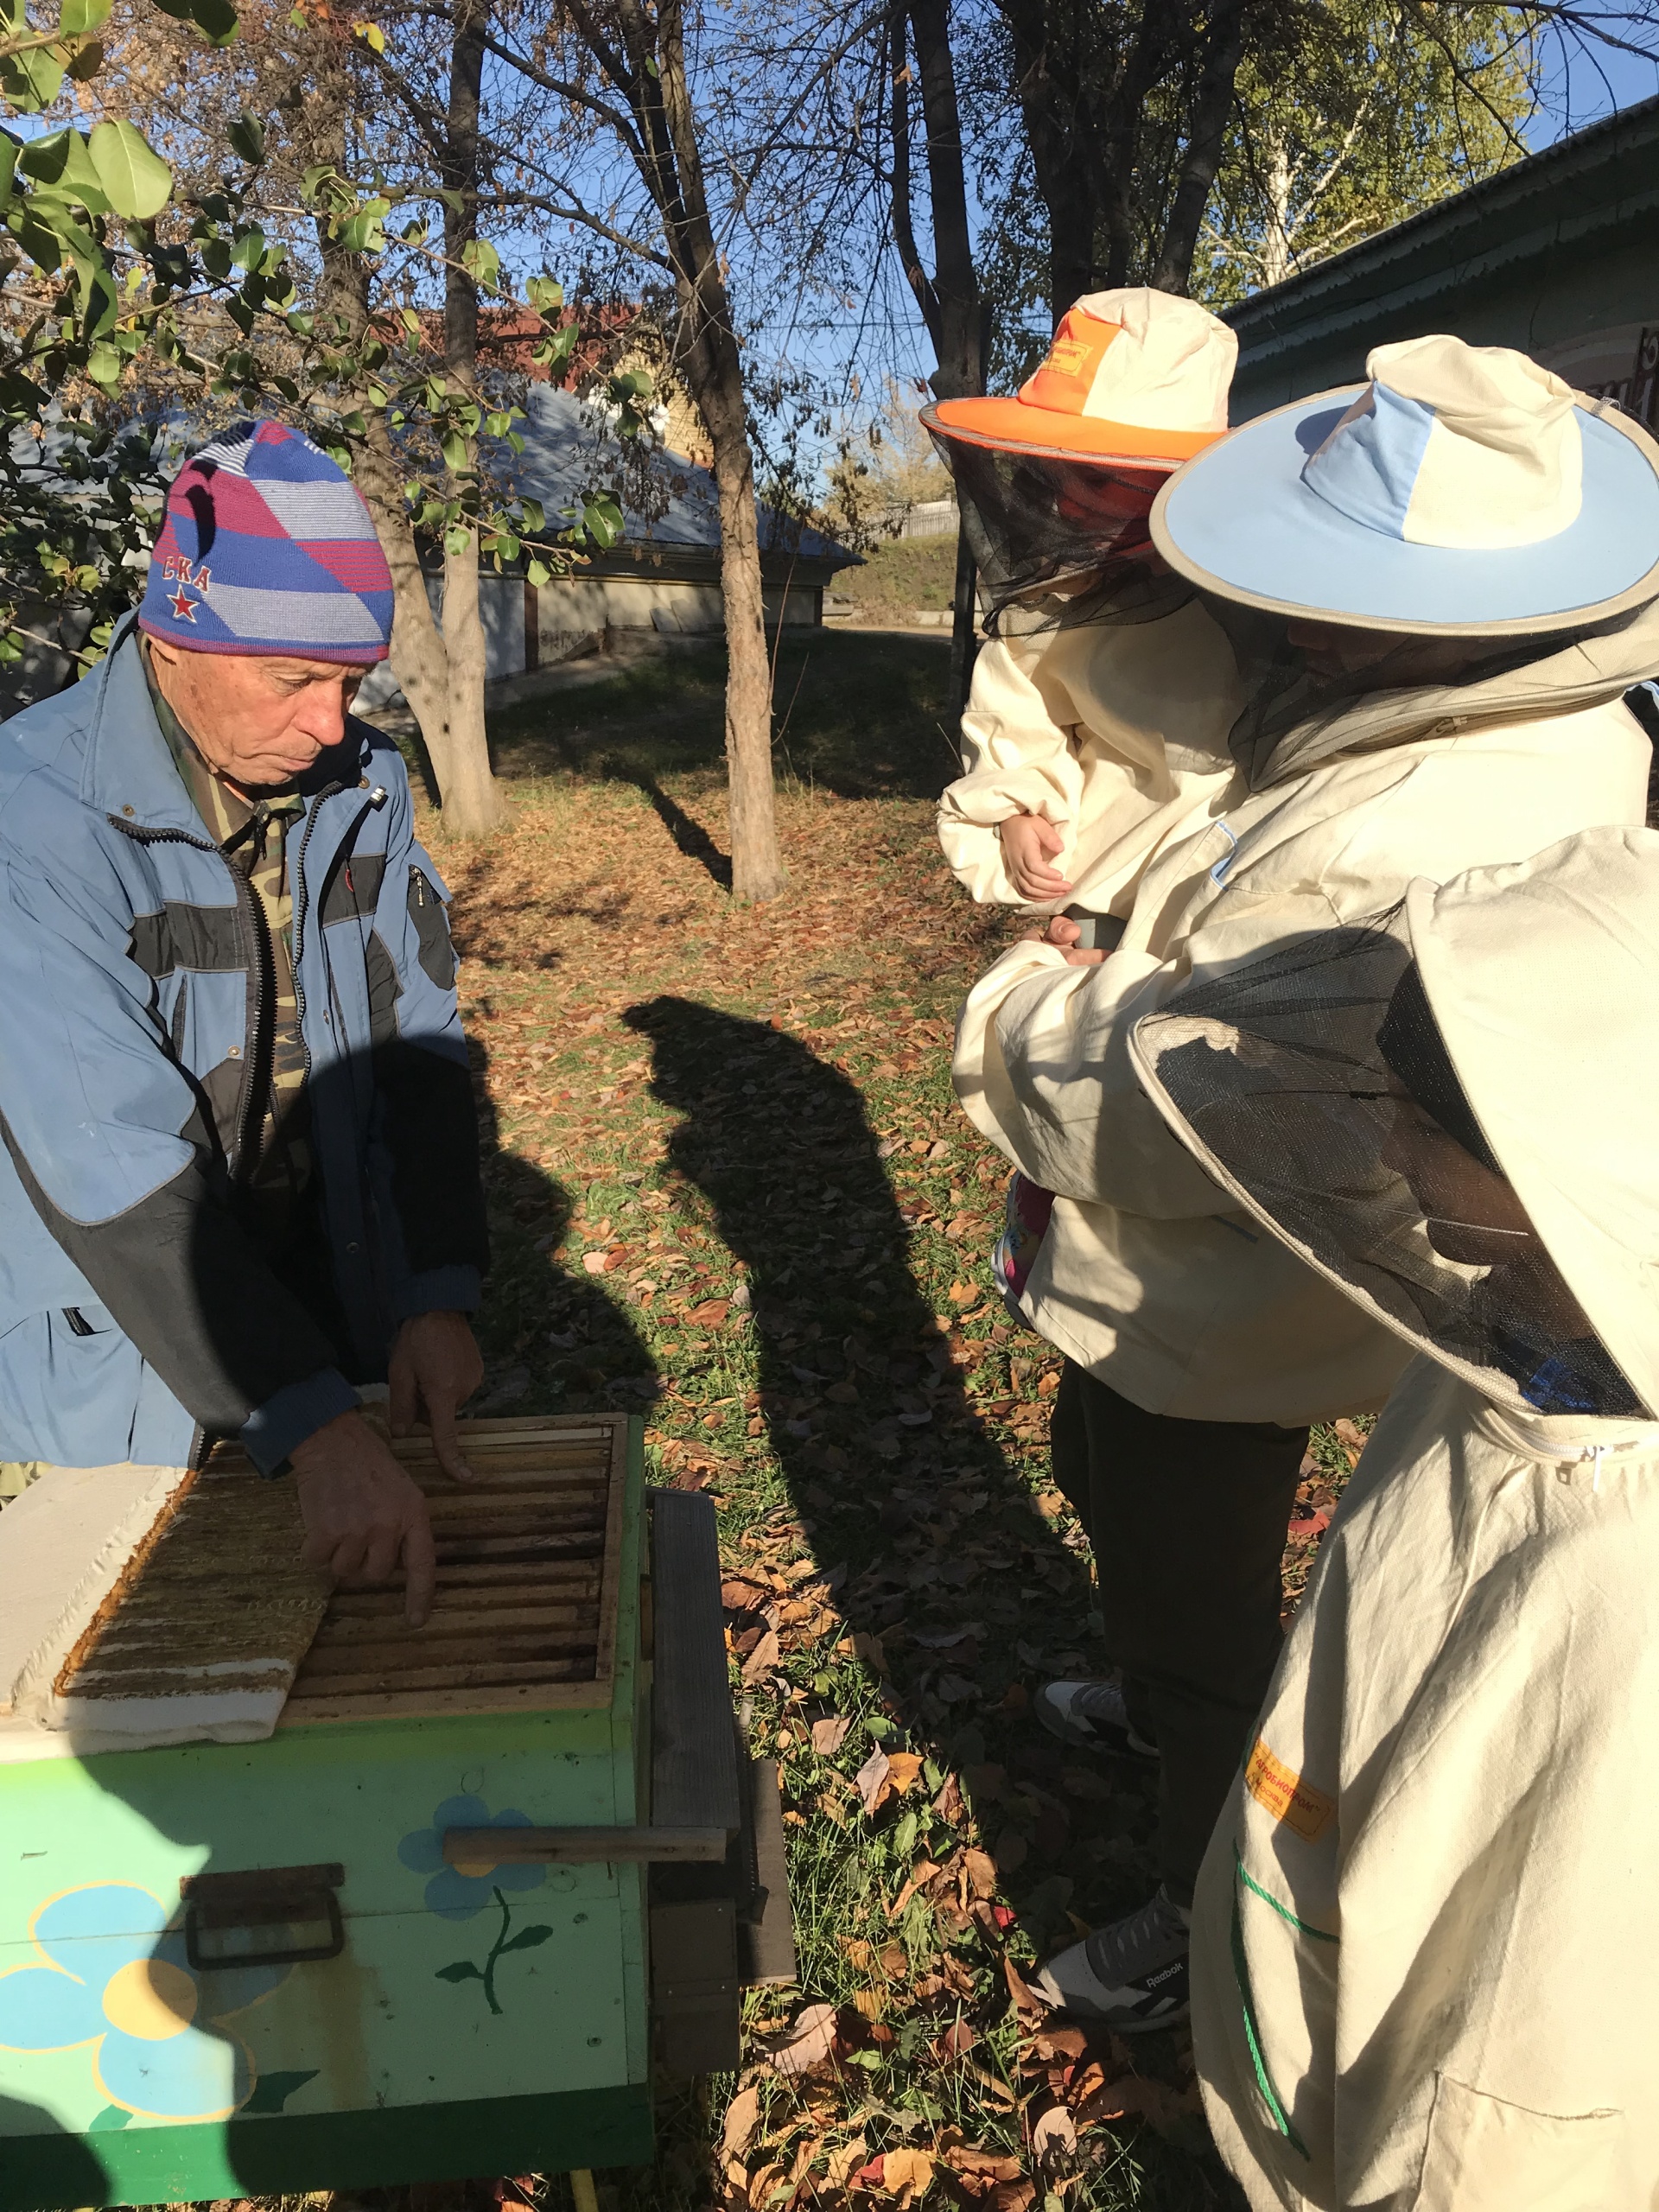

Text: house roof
xmin=1223 ymin=94 xmax=1659 ymax=417
xmin=506 ymin=385 xmax=857 ymax=570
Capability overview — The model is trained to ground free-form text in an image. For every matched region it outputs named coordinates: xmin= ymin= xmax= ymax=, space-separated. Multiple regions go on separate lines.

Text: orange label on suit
xmin=1022 ymin=314 xmax=1119 ymax=415
xmin=1246 ymin=1738 xmax=1336 ymax=1843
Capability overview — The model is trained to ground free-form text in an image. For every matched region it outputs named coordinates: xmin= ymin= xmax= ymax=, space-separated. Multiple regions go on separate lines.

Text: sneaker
xmin=1033 ymin=1887 xmax=1191 ymax=2031
xmin=1035 ymin=1678 xmax=1160 ymax=1760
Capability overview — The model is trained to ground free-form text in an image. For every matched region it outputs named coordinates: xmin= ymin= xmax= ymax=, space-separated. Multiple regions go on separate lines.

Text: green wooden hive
xmin=0 ymin=1414 xmax=785 ymax=2210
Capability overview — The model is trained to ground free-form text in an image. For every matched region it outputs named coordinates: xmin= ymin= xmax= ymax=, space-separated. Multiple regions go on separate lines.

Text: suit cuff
xmin=393 ymin=1265 xmax=482 ymax=1322
xmin=242 ymin=1368 xmax=362 ymax=1475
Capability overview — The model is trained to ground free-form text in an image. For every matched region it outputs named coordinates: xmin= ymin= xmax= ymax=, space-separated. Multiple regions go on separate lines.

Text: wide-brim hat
xmin=928 ymin=288 xmax=1236 ymax=472
xmin=1152 ymin=333 xmax=1659 ymax=636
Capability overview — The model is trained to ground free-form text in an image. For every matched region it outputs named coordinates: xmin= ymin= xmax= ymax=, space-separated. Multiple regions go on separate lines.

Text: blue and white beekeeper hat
xmin=1150 ymin=333 xmax=1659 ymax=634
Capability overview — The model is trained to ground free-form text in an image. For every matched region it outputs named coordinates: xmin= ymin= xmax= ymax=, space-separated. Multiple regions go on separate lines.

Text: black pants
xmin=1051 ymin=1360 xmax=1306 ymax=1906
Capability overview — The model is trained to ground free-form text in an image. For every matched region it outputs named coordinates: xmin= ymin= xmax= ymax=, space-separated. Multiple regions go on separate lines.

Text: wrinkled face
xmin=147 ymin=637 xmax=371 ymax=791
xmin=1380 ymin=1084 xmax=1536 ymax=1267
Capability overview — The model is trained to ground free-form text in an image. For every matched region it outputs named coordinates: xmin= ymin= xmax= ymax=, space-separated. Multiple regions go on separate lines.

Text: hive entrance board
xmin=44 ymin=1415 xmax=629 ymax=1740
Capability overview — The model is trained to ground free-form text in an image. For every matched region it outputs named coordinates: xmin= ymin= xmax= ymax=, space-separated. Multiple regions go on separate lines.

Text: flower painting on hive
xmin=0 ymin=1883 xmax=297 ymax=2124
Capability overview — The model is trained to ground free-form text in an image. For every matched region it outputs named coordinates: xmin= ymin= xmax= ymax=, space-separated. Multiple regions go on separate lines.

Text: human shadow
xmin=622 ymin=997 xmax=1160 ymax=1937
xmin=0 ymin=1041 xmax=662 ymax=2209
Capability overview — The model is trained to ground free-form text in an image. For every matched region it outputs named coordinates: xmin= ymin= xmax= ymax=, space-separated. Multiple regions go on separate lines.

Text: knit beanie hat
xmin=138 ymin=420 xmax=394 ymax=663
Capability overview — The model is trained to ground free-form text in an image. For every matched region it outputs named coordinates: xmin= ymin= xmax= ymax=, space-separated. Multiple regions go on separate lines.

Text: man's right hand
xmin=290 ymin=1410 xmax=437 ymax=1627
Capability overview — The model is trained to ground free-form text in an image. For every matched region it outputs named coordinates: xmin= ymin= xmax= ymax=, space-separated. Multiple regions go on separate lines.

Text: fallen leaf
xmin=811 ymin=1715 xmax=853 ymax=1757
xmin=747 ymin=2160 xmax=784 ymax=2208
xmin=936 ymin=2018 xmax=978 ymax=2062
xmin=855 ymin=1745 xmax=891 ymax=1816
xmin=823 ymin=2139 xmax=868 ymax=2190
xmin=741 ymin=1628 xmax=781 ymax=1683
xmin=948 ymin=1281 xmax=980 ymax=1305
xmin=852 ymin=1988 xmax=885 ymax=2022
xmin=689 ymin=1298 xmax=730 ymax=1325
xmin=582 ymin=1249 xmax=607 ymax=1274
xmin=988 ymin=2182 xmax=1037 ymax=2212
xmin=1003 ymin=1955 xmax=1046 ymax=2022
xmin=827 ymin=2132 xmax=875 ymax=2185
xmin=882 ymin=2148 xmax=936 ymax=2201
xmin=766 ymin=2000 xmax=842 ymax=2077
xmin=963 ymin=1847 xmax=998 ymax=1900
xmin=887 ymin=1859 xmax=940 ymax=1918
xmin=1077 ymin=2073 xmax=1202 ymax=2136
xmin=1036 ymin=1370 xmax=1061 ymax=1396
xmin=994 ymin=1830 xmax=1028 ymax=1875
xmin=851 ymin=1628 xmax=888 ymax=1675
xmin=1030 ymin=2106 xmax=1077 ymax=2163
xmin=885 ymin=1750 xmax=924 ymax=1795
xmin=943 ymin=2145 xmax=1022 ymax=2183
xmin=721 ymin=2086 xmax=761 ymax=2161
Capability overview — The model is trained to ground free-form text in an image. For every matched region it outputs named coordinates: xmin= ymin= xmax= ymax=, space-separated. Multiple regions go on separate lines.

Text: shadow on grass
xmin=624 ymin=996 xmax=1153 ymax=1926
xmin=488 ymin=632 xmax=960 ymax=805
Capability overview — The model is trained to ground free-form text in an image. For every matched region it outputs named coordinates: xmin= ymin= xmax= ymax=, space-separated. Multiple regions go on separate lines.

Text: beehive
xmin=0 ymin=1414 xmax=664 ymax=2211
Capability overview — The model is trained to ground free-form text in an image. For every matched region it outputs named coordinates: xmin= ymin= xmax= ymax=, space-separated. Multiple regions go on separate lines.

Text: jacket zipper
xmin=289 ymin=783 xmax=346 ymax=1110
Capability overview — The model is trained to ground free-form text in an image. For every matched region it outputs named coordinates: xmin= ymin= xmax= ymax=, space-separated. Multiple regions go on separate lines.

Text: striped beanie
xmin=138 ymin=420 xmax=394 ymax=663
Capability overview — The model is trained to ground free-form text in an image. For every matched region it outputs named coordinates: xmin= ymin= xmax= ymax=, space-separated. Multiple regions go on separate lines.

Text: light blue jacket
xmin=0 ymin=620 xmax=487 ymax=1471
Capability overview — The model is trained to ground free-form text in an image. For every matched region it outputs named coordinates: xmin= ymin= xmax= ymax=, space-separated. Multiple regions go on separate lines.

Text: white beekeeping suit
xmin=1127 ymin=826 xmax=1659 ymax=2211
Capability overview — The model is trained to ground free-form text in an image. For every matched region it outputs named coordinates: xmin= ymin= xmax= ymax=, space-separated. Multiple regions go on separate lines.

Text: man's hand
xmin=999 ymin=812 xmax=1074 ymax=902
xmin=291 ymin=1411 xmax=437 ymax=1626
xmin=389 ymin=1310 xmax=485 ymax=1483
xmin=1020 ymin=912 xmax=1107 ymax=967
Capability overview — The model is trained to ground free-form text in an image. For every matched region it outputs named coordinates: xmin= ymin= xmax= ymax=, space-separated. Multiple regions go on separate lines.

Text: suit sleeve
xmin=0 ymin=836 xmax=358 ymax=1472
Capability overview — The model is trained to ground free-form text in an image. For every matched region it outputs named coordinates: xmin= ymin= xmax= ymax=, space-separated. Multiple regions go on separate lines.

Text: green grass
xmin=414 ymin=628 xmax=1257 ymax=2211
xmin=833 ymin=536 xmax=961 ymax=624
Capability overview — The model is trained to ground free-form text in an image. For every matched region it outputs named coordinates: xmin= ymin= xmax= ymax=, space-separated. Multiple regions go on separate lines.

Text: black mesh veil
xmin=1134 ymin=916 xmax=1648 ymax=1421
xmin=922 ymin=410 xmax=1194 ymax=636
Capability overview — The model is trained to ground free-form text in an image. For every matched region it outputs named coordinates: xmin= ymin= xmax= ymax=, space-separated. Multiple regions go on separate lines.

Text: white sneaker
xmin=1033 ymin=1887 xmax=1191 ymax=2031
xmin=1035 ymin=1678 xmax=1160 ymax=1760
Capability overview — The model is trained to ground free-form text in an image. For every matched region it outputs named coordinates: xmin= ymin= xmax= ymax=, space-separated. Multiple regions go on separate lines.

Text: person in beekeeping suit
xmin=1125 ymin=824 xmax=1659 ymax=2211
xmin=927 ymin=287 xmax=1241 ymax=944
xmin=0 ymin=423 xmax=490 ymax=1626
xmin=951 ymin=334 xmax=1659 ymax=2028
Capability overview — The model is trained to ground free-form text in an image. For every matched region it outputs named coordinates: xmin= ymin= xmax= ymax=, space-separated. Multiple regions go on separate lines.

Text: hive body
xmin=0 ymin=1416 xmax=655 ymax=2209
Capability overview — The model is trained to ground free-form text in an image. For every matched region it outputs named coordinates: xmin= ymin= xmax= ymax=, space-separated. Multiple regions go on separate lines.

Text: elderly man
xmin=0 ymin=421 xmax=489 ymax=1625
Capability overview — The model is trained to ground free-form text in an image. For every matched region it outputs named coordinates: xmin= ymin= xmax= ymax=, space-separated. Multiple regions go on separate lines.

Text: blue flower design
xmin=397 ymin=1796 xmax=546 ymax=1921
xmin=0 ymin=1884 xmax=288 ymax=2121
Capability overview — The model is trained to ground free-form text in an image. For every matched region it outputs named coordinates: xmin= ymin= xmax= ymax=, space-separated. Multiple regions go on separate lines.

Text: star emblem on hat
xmin=168 ymin=583 xmax=198 ymax=623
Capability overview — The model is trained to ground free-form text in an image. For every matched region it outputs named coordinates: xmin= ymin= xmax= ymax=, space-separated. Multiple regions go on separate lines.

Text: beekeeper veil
xmin=1126 ymin=828 xmax=1659 ymax=1422
xmin=919 ymin=287 xmax=1236 ymax=635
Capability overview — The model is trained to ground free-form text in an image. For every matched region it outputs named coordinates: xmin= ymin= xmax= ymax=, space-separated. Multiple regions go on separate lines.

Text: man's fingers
xmin=1062 ymin=946 xmax=1107 ymax=967
xmin=327 ymin=1530 xmax=372 ymax=1585
xmin=1046 ymin=917 xmax=1083 ymax=946
xmin=301 ymin=1529 xmax=338 ymax=1573
xmin=428 ymin=1396 xmax=477 ymax=1484
xmin=388 ymin=1351 xmax=417 ymax=1438
xmin=402 ymin=1508 xmax=437 ymax=1628
xmin=359 ymin=1522 xmax=403 ymax=1589
xmin=1034 ymin=818 xmax=1065 ymax=855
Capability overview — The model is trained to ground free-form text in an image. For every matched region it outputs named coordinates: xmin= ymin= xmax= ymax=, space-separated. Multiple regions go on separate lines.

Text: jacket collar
xmin=79 ymin=618 xmax=206 ymax=835
xmin=80 ymin=616 xmax=373 ymax=834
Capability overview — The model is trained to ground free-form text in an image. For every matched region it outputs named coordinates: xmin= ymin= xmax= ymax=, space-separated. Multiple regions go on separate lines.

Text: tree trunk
xmin=705 ymin=370 xmax=778 ymax=900
xmin=637 ymin=0 xmax=782 ymax=898
xmin=891 ymin=0 xmax=983 ymax=711
xmin=434 ymin=0 xmax=505 ymax=838
xmin=1150 ymin=0 xmax=1250 ymax=294
xmin=1259 ymin=130 xmax=1293 ymax=289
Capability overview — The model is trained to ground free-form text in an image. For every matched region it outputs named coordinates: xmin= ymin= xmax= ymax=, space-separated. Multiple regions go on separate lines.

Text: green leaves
xmin=461 ymin=236 xmax=499 ymax=289
xmin=151 ymin=0 xmax=238 ymax=41
xmin=499 ymin=1922 xmax=553 ymax=1955
xmin=440 ymin=427 xmax=469 ymax=474
xmin=435 ymin=1959 xmax=483 ymax=1984
xmin=524 ymin=273 xmax=563 ymax=312
xmin=227 ymin=111 xmax=265 ymax=165
xmin=88 ymin=120 xmax=172 ymax=219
